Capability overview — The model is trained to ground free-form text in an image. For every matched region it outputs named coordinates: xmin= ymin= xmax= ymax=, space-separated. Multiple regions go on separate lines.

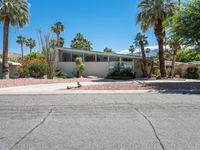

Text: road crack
xmin=8 ymin=108 xmax=53 ymax=150
xmin=134 ymin=108 xmax=166 ymax=150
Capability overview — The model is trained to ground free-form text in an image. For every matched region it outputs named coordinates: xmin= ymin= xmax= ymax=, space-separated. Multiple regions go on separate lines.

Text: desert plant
xmin=54 ymin=68 xmax=67 ymax=79
xmin=17 ymin=57 xmax=47 ymax=78
xmin=74 ymin=57 xmax=86 ymax=77
xmin=184 ymin=67 xmax=200 ymax=79
xmin=107 ymin=63 xmax=135 ymax=80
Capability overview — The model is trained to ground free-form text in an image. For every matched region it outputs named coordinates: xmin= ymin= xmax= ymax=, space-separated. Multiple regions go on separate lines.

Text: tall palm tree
xmin=137 ymin=0 xmax=176 ymax=77
xmin=58 ymin=37 xmax=65 ymax=47
xmin=16 ymin=35 xmax=26 ymax=61
xmin=134 ymin=32 xmax=149 ymax=77
xmin=26 ymin=38 xmax=36 ymax=53
xmin=51 ymin=22 xmax=64 ymax=46
xmin=0 ymin=0 xmax=30 ymax=79
xmin=129 ymin=45 xmax=135 ymax=56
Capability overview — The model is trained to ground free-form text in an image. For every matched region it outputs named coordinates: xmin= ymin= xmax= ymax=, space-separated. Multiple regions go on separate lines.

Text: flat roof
xmin=56 ymin=47 xmax=142 ymax=59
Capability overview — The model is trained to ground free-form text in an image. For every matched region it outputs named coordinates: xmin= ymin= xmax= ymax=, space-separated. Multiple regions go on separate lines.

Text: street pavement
xmin=0 ymin=94 xmax=200 ymax=150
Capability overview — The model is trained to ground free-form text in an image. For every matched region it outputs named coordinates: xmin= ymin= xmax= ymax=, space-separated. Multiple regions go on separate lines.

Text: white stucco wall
xmin=58 ymin=62 xmax=110 ymax=77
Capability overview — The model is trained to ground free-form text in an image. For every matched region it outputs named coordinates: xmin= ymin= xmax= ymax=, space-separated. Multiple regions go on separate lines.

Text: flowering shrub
xmin=17 ymin=53 xmax=47 ymax=78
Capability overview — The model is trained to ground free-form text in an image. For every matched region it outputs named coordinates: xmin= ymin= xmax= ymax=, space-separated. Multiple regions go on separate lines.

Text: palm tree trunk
xmin=141 ymin=44 xmax=148 ymax=77
xmin=171 ymin=49 xmax=177 ymax=77
xmin=170 ymin=0 xmax=181 ymax=78
xmin=21 ymin=44 xmax=24 ymax=61
xmin=170 ymin=41 xmax=181 ymax=77
xmin=155 ymin=20 xmax=167 ymax=77
xmin=2 ymin=17 xmax=10 ymax=79
xmin=56 ymin=34 xmax=59 ymax=46
xmin=30 ymin=48 xmax=32 ymax=53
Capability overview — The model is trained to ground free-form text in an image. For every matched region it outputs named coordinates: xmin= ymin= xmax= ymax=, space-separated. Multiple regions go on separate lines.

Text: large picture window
xmin=109 ymin=56 xmax=120 ymax=62
xmin=72 ymin=53 xmax=83 ymax=62
xmin=97 ymin=55 xmax=108 ymax=62
xmin=84 ymin=54 xmax=95 ymax=62
xmin=62 ymin=52 xmax=71 ymax=62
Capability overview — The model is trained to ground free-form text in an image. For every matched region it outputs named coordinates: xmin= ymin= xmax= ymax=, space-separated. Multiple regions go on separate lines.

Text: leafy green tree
xmin=129 ymin=45 xmax=135 ymax=56
xmin=104 ymin=47 xmax=112 ymax=53
xmin=168 ymin=0 xmax=200 ymax=50
xmin=134 ymin=32 xmax=149 ymax=77
xmin=137 ymin=0 xmax=177 ymax=77
xmin=0 ymin=0 xmax=30 ymax=79
xmin=16 ymin=35 xmax=26 ymax=60
xmin=75 ymin=57 xmax=86 ymax=77
xmin=176 ymin=50 xmax=200 ymax=62
xmin=26 ymin=38 xmax=36 ymax=53
xmin=165 ymin=0 xmax=181 ymax=77
xmin=51 ymin=22 xmax=64 ymax=46
xmin=71 ymin=33 xmax=93 ymax=50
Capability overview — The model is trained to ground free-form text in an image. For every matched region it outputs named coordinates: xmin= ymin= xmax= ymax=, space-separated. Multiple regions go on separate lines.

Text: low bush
xmin=54 ymin=68 xmax=67 ymax=79
xmin=107 ymin=64 xmax=135 ymax=80
xmin=17 ymin=54 xmax=47 ymax=78
xmin=184 ymin=67 xmax=200 ymax=79
xmin=152 ymin=66 xmax=161 ymax=77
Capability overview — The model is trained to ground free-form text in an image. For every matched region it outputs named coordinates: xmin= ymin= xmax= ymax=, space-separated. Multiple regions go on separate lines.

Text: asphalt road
xmin=0 ymin=94 xmax=200 ymax=150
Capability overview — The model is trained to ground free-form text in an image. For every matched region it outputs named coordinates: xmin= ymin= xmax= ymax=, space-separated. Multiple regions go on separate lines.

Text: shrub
xmin=54 ymin=68 xmax=67 ymax=79
xmin=17 ymin=67 xmax=30 ymax=78
xmin=107 ymin=64 xmax=135 ymax=80
xmin=25 ymin=52 xmax=45 ymax=59
xmin=27 ymin=59 xmax=47 ymax=78
xmin=17 ymin=56 xmax=47 ymax=78
xmin=184 ymin=67 xmax=200 ymax=79
xmin=152 ymin=66 xmax=161 ymax=77
xmin=74 ymin=57 xmax=86 ymax=77
xmin=174 ymin=67 xmax=183 ymax=77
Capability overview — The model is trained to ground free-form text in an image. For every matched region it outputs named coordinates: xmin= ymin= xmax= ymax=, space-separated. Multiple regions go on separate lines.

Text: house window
xmin=62 ymin=52 xmax=71 ymax=62
xmin=122 ymin=58 xmax=133 ymax=62
xmin=97 ymin=55 xmax=108 ymax=62
xmin=84 ymin=54 xmax=95 ymax=62
xmin=72 ymin=53 xmax=83 ymax=61
xmin=109 ymin=56 xmax=120 ymax=62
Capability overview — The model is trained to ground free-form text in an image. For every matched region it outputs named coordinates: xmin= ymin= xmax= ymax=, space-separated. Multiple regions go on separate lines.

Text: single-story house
xmin=56 ymin=47 xmax=152 ymax=77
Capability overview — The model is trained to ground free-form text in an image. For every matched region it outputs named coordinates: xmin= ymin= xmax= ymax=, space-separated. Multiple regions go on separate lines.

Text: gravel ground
xmin=69 ymin=82 xmax=200 ymax=91
xmin=0 ymin=78 xmax=103 ymax=88
xmin=71 ymin=83 xmax=151 ymax=90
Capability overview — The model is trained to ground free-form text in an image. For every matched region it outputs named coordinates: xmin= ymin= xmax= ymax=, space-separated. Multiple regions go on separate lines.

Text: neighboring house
xmin=0 ymin=60 xmax=21 ymax=78
xmin=56 ymin=47 xmax=149 ymax=77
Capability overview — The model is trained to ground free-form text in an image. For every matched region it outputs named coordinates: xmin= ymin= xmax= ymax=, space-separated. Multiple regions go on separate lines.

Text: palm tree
xmin=0 ymin=0 xmax=30 ymax=79
xmin=134 ymin=32 xmax=148 ymax=77
xmin=51 ymin=22 xmax=64 ymax=46
xmin=16 ymin=35 xmax=26 ymax=61
xmin=58 ymin=37 xmax=65 ymax=47
xmin=26 ymin=38 xmax=36 ymax=53
xmin=170 ymin=0 xmax=181 ymax=77
xmin=137 ymin=0 xmax=176 ymax=77
xmin=129 ymin=45 xmax=135 ymax=56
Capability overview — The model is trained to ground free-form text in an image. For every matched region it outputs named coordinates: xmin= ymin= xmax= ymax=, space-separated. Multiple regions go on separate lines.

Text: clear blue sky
xmin=0 ymin=0 xmax=157 ymax=54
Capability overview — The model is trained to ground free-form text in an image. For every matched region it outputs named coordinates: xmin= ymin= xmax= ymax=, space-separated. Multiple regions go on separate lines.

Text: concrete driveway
xmin=0 ymin=94 xmax=200 ymax=150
